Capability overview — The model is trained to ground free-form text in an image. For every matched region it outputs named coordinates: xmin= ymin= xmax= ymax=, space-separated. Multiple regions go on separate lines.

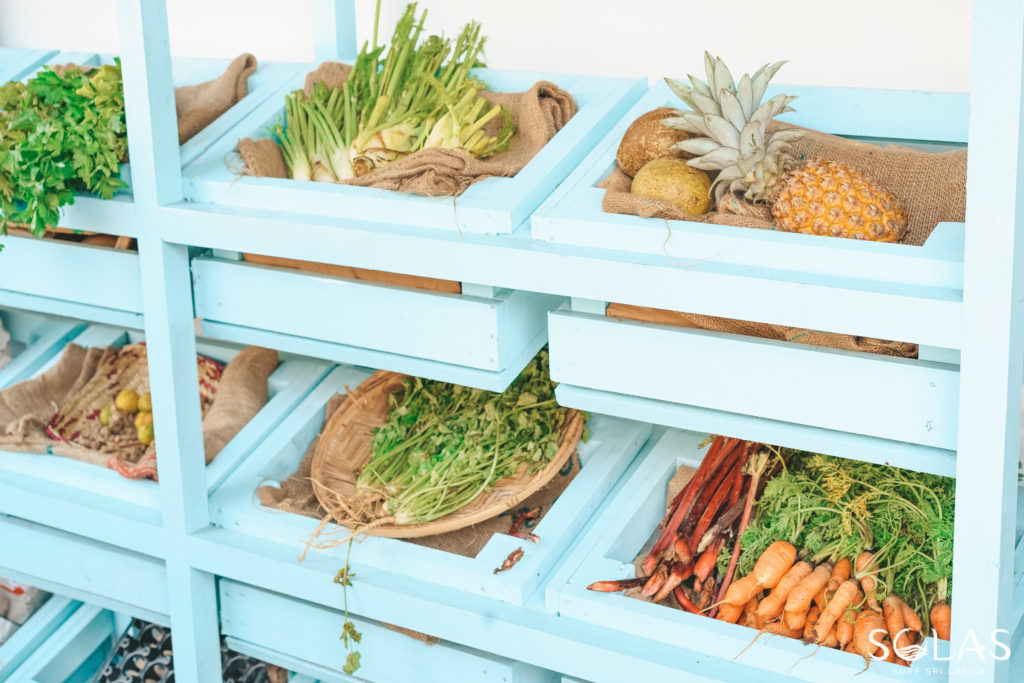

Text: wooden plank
xmin=0 ymin=236 xmax=142 ymax=314
xmin=7 ymin=604 xmax=116 ymax=683
xmin=220 ymin=581 xmax=550 ymax=682
xmin=312 ymin=0 xmax=357 ymax=64
xmin=554 ymin=383 xmax=957 ymax=477
xmin=0 ymin=596 xmax=78 ymax=680
xmin=161 ymin=204 xmax=963 ymax=348
xmin=0 ymin=320 xmax=83 ymax=388
xmin=950 ymin=1 xmax=1024 ymax=680
xmin=193 ymin=257 xmax=509 ymax=370
xmin=0 ymin=515 xmax=168 ymax=623
xmin=549 ymin=307 xmax=960 ymax=449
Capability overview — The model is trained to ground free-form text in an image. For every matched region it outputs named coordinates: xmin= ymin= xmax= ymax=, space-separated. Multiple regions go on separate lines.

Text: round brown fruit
xmin=630 ymin=158 xmax=712 ymax=217
xmin=616 ymin=107 xmax=692 ymax=178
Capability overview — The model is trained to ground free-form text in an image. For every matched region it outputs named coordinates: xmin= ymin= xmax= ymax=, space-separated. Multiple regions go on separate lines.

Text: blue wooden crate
xmin=534 ymin=80 xmax=968 ymax=458
xmin=220 ymin=580 xmax=558 ymax=683
xmin=0 ymin=594 xmax=78 ymax=680
xmin=0 ymin=321 xmax=331 ymax=554
xmin=0 ymin=309 xmax=84 ymax=388
xmin=5 ymin=602 xmax=119 ymax=683
xmin=0 ymin=47 xmax=57 ymax=84
xmin=182 ymin=68 xmax=645 ymax=236
xmin=209 ymin=365 xmax=651 ymax=607
xmin=2 ymin=51 xmax=303 ymax=236
xmin=545 ymin=428 xmax=943 ymax=682
xmin=192 ymin=254 xmax=563 ymax=391
xmin=547 ymin=301 xmax=961 ymax=466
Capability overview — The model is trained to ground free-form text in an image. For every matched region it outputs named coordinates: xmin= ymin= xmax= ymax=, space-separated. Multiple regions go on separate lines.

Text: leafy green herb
xmin=355 ymin=349 xmax=572 ymax=525
xmin=334 ymin=539 xmax=361 ymax=674
xmin=0 ymin=62 xmax=127 ymax=237
xmin=719 ymin=450 xmax=954 ymax=629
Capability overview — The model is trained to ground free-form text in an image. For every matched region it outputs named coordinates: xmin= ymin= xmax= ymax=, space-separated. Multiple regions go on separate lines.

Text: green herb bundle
xmin=0 ymin=63 xmax=127 ymax=237
xmin=275 ymin=0 xmax=514 ymax=183
xmin=355 ymin=349 xmax=572 ymax=525
xmin=720 ymin=451 xmax=954 ymax=627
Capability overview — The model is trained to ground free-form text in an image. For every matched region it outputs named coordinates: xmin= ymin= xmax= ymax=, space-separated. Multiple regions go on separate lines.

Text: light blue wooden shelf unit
xmin=0 ymin=48 xmax=303 ymax=328
xmin=2 ymin=0 xmax=1023 ymax=681
xmin=5 ymin=601 xmax=121 ymax=683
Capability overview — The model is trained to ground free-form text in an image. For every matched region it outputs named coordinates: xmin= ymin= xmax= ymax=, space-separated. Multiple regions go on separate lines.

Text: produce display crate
xmin=183 ymin=69 xmax=646 ymax=235
xmin=0 ymin=594 xmax=78 ymax=680
xmin=0 ymin=318 xmax=332 ymax=554
xmin=0 ymin=309 xmax=84 ymax=389
xmin=3 ymin=601 xmax=119 ymax=683
xmin=533 ymin=79 xmax=967 ymax=464
xmin=545 ymin=428 xmax=921 ymax=682
xmin=210 ymin=364 xmax=651 ymax=606
xmin=220 ymin=580 xmax=558 ymax=683
xmin=0 ymin=47 xmax=56 ymax=83
xmin=0 ymin=51 xmax=302 ymax=325
xmin=4 ymin=50 xmax=302 ymax=235
xmin=192 ymin=254 xmax=563 ymax=391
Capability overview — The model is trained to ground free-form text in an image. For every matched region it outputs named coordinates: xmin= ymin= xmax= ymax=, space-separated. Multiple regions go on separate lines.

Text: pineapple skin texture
xmin=769 ymin=159 xmax=907 ymax=242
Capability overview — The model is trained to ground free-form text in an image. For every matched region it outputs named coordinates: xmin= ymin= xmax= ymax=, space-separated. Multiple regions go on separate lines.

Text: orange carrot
xmin=762 ymin=621 xmax=803 ymax=638
xmin=828 ymin=557 xmax=852 ymax=593
xmin=784 ymin=562 xmax=833 ymax=630
xmin=930 ymin=602 xmax=951 ymax=640
xmin=724 ymin=541 xmax=797 ymax=606
xmin=716 ymin=601 xmax=744 ymax=624
xmin=819 ymin=625 xmax=839 ymax=649
xmin=641 ymin=563 xmax=668 ymax=598
xmin=856 ymin=551 xmax=881 ymax=611
xmin=803 ymin=604 xmax=822 ymax=641
xmin=882 ymin=594 xmax=911 ymax=656
xmin=757 ymin=561 xmax=812 ymax=621
xmin=812 ymin=580 xmax=861 ymax=643
xmin=902 ymin=601 xmax=922 ymax=634
xmin=853 ymin=609 xmax=887 ymax=667
xmin=836 ymin=610 xmax=857 ymax=650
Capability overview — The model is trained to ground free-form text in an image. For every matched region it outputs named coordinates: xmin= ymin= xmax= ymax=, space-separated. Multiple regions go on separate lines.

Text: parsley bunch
xmin=0 ymin=62 xmax=128 ymax=237
xmin=358 ymin=349 xmax=574 ymax=525
xmin=722 ymin=450 xmax=954 ymax=625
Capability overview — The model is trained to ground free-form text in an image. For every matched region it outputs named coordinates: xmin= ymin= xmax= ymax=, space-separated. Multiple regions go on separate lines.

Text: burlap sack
xmin=600 ymin=125 xmax=965 ymax=358
xmin=53 ymin=53 xmax=257 ymax=144
xmin=258 ymin=393 xmax=581 ymax=559
xmin=239 ymin=62 xmax=577 ymax=197
xmin=0 ymin=343 xmax=277 ymax=481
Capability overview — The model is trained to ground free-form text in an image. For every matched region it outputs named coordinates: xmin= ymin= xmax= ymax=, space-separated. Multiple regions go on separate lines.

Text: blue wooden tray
xmin=0 ymin=316 xmax=331 ymax=555
xmin=0 ymin=594 xmax=78 ymax=680
xmin=209 ymin=365 xmax=650 ymax=607
xmin=544 ymin=428 xmax=930 ymax=682
xmin=191 ymin=255 xmax=563 ymax=391
xmin=220 ymin=581 xmax=556 ymax=683
xmin=182 ymin=68 xmax=645 ymax=236
xmin=4 ymin=601 xmax=118 ymax=683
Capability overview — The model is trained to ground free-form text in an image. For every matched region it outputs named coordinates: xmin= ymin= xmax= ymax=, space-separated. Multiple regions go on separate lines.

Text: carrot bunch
xmin=587 ymin=436 xmax=766 ymax=613
xmin=715 ymin=543 xmax=939 ymax=667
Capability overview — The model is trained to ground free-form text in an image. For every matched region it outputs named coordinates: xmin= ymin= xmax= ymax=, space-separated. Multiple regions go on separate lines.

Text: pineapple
xmin=663 ymin=54 xmax=907 ymax=242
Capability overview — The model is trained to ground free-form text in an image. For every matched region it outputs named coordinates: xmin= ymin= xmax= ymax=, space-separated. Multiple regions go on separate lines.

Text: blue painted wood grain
xmin=0 ymin=596 xmax=78 ymax=680
xmin=7 ymin=603 xmax=116 ymax=683
xmin=220 ymin=581 xmax=553 ymax=682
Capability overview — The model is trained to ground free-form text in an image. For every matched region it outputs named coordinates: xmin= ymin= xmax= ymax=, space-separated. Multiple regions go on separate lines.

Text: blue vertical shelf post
xmin=313 ymin=0 xmax=357 ymax=63
xmin=953 ymin=1 xmax=1024 ymax=681
xmin=117 ymin=0 xmax=221 ymax=679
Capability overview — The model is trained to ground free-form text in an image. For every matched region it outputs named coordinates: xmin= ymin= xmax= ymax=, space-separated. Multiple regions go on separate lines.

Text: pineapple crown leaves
xmin=661 ymin=52 xmax=804 ymax=204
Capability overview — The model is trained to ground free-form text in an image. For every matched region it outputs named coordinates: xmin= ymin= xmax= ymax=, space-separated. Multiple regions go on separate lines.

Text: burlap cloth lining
xmin=625 ymin=464 xmax=696 ymax=606
xmin=238 ymin=61 xmax=577 ymax=197
xmin=0 ymin=343 xmax=277 ymax=481
xmin=54 ymin=53 xmax=256 ymax=145
xmin=257 ymin=393 xmax=580 ymax=559
xmin=600 ymin=124 xmax=968 ymax=358
xmin=0 ymin=321 xmax=9 ymax=372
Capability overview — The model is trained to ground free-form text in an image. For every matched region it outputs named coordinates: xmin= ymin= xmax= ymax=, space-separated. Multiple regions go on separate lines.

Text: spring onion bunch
xmin=274 ymin=1 xmax=514 ymax=182
xmin=356 ymin=350 xmax=571 ymax=525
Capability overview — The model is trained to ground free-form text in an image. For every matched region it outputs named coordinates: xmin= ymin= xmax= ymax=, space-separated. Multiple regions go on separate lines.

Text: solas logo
xmin=868 ymin=629 xmax=1011 ymax=663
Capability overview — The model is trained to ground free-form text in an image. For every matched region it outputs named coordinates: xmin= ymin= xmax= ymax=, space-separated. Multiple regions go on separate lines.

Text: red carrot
xmin=673 ymin=585 xmax=702 ymax=614
xmin=642 ymin=437 xmax=742 ymax=574
xmin=693 ymin=536 xmax=726 ymax=593
xmin=689 ymin=456 xmax=746 ymax=555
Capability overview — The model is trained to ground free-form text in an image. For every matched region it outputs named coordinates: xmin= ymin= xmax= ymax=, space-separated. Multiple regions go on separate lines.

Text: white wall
xmin=0 ymin=0 xmax=971 ymax=92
